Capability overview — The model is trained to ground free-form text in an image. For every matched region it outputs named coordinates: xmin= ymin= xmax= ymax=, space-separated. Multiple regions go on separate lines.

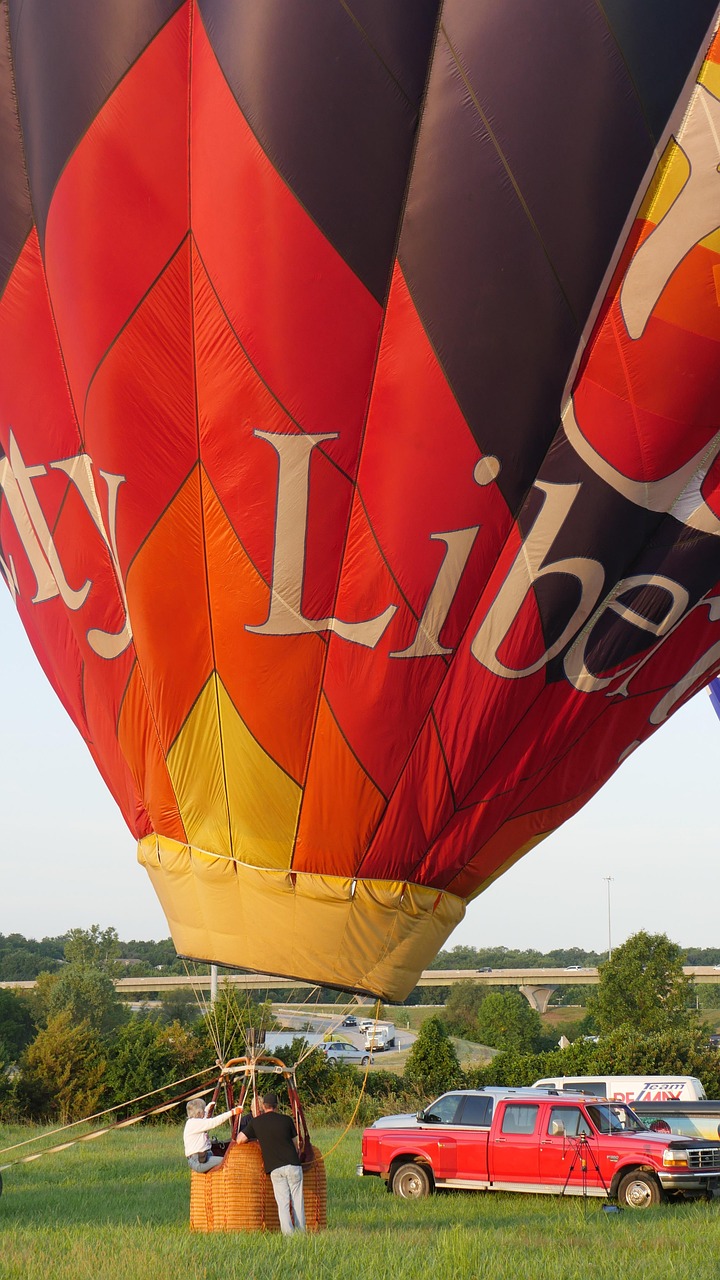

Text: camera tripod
xmin=561 ymin=1134 xmax=610 ymax=1213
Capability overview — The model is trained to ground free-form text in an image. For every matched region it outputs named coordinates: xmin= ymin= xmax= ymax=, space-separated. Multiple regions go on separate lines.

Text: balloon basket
xmin=190 ymin=1140 xmax=326 ymax=1233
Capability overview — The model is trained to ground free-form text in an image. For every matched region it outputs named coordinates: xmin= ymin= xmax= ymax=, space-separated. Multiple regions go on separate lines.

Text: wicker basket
xmin=190 ymin=1140 xmax=327 ymax=1233
xmin=302 ymin=1145 xmax=328 ymax=1232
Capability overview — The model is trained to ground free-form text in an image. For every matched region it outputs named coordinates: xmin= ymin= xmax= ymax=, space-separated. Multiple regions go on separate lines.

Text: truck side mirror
xmin=551 ymin=1121 xmax=565 ymax=1136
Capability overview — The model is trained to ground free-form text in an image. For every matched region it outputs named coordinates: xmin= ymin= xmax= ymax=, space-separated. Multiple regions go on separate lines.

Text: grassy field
xmin=0 ymin=1123 xmax=718 ymax=1280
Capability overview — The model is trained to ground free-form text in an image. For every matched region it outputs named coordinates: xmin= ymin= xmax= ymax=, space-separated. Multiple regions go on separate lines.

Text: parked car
xmin=342 ymin=1015 xmax=358 ymax=1027
xmin=321 ymin=1039 xmax=371 ymax=1066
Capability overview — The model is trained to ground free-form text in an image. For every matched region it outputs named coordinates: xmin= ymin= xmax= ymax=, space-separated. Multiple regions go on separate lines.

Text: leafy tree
xmin=0 ymin=987 xmax=36 ymax=1059
xmin=0 ymin=932 xmax=65 ymax=981
xmin=41 ymin=964 xmax=127 ymax=1037
xmin=589 ymin=931 xmax=694 ymax=1035
xmin=158 ymin=989 xmax=201 ymax=1026
xmin=0 ymin=1037 xmax=13 ymax=1114
xmin=0 ymin=948 xmax=54 ymax=981
xmin=476 ymin=990 xmax=543 ymax=1053
xmin=31 ymin=927 xmax=127 ymax=1036
xmin=118 ymin=937 xmax=180 ymax=969
xmin=575 ymin=1010 xmax=599 ymax=1038
xmin=442 ymin=980 xmax=487 ymax=1038
xmin=17 ymin=1011 xmax=107 ymax=1122
xmin=430 ymin=945 xmax=604 ymax=971
xmin=684 ymin=948 xmax=720 ymax=965
xmin=594 ymin=1025 xmax=720 ymax=1097
xmin=404 ymin=1016 xmax=462 ymax=1098
xmin=63 ymin=925 xmax=122 ymax=974
xmin=696 ymin=984 xmax=720 ymax=1011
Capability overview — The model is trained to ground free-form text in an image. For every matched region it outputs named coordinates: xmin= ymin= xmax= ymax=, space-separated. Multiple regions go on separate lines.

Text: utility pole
xmin=603 ymin=877 xmax=614 ymax=960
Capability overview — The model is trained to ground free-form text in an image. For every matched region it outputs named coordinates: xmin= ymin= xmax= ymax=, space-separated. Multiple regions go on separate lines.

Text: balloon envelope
xmin=2 ymin=2 xmax=720 ymax=998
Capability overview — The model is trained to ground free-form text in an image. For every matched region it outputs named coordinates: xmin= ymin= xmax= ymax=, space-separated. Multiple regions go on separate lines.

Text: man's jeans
xmin=270 ymin=1164 xmax=305 ymax=1235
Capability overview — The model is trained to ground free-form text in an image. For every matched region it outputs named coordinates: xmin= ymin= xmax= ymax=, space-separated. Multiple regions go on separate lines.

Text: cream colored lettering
xmin=8 ymin=432 xmax=91 ymax=608
xmin=471 ymin=481 xmax=605 ymax=678
xmin=0 ymin=434 xmax=132 ymax=659
xmin=564 ymin=574 xmax=689 ymax=694
xmin=247 ymin=430 xmax=396 ymax=647
xmin=390 ymin=527 xmax=479 ymax=659
xmin=648 ymin=595 xmax=720 ymax=725
xmin=50 ymin=456 xmax=132 ymax=659
xmin=620 ymin=85 xmax=720 ymax=340
xmin=0 ymin=448 xmax=57 ymax=603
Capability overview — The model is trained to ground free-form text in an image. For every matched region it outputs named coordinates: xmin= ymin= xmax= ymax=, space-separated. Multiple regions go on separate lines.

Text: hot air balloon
xmin=2 ymin=2 xmax=720 ymax=1001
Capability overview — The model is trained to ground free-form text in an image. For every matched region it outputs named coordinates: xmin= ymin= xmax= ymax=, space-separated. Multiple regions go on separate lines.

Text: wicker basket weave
xmin=190 ymin=1140 xmax=327 ymax=1232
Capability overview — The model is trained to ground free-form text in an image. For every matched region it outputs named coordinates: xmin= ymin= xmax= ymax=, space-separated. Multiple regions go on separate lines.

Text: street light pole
xmin=604 ymin=876 xmax=613 ymax=960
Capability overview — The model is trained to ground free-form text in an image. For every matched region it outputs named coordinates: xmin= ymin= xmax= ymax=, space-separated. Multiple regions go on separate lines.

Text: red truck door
xmin=413 ymin=1092 xmax=466 ymax=1181
xmin=453 ymin=1093 xmax=492 ymax=1181
xmin=490 ymin=1102 xmax=541 ymax=1184
xmin=539 ymin=1105 xmax=602 ymax=1190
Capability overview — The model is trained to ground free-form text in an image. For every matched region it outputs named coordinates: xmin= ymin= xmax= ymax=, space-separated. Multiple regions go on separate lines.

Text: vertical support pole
xmin=604 ymin=877 xmax=613 ymax=960
xmin=210 ymin=963 xmax=218 ymax=1006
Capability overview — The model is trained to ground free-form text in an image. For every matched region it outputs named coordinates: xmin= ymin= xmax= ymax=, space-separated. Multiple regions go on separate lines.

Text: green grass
xmin=0 ymin=1124 xmax=718 ymax=1279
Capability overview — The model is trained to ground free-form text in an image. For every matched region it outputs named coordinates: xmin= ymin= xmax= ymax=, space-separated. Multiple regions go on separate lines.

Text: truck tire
xmin=616 ymin=1170 xmax=662 ymax=1209
xmin=391 ymin=1162 xmax=433 ymax=1199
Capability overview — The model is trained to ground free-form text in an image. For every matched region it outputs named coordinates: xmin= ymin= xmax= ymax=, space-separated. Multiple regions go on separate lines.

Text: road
xmin=273 ymin=1008 xmax=417 ymax=1054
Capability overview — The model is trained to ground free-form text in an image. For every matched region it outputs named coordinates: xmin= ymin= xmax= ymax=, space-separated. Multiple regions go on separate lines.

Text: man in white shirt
xmin=183 ymin=1097 xmax=241 ymax=1173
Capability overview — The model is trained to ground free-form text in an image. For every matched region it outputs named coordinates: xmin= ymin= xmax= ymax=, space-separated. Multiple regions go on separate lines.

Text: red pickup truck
xmin=358 ymin=1089 xmax=720 ymax=1209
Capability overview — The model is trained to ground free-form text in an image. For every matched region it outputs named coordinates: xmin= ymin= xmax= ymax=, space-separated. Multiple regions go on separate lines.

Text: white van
xmin=532 ymin=1074 xmax=706 ymax=1103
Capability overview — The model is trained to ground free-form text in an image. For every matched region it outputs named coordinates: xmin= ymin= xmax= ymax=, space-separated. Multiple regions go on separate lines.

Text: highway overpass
xmin=2 ymin=966 xmax=718 ymax=1012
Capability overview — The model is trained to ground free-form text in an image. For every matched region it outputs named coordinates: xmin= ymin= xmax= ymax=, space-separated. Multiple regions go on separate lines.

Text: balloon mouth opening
xmin=137 ymin=833 xmax=465 ymax=1002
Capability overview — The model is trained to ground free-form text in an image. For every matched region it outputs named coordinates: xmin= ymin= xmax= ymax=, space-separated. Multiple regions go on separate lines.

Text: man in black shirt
xmin=237 ymin=1091 xmax=305 ymax=1235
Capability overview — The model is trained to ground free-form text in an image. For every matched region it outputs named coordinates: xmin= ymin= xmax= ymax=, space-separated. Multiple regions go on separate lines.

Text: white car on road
xmin=321 ymin=1040 xmax=371 ymax=1066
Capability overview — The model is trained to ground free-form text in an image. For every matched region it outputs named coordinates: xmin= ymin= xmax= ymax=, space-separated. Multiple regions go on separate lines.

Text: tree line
xmin=1 ymin=927 xmax=719 ymax=1126
xmin=428 ymin=942 xmax=720 ymax=970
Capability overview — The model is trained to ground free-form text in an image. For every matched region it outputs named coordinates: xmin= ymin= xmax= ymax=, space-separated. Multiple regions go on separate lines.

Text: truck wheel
xmin=617 ymin=1170 xmax=662 ymax=1209
xmin=391 ymin=1162 xmax=432 ymax=1199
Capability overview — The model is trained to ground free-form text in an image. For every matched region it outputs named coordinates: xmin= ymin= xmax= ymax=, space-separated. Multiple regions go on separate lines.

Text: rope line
xmin=0 ymin=1081 xmax=216 ymax=1173
xmin=0 ymin=1065 xmax=215 ymax=1160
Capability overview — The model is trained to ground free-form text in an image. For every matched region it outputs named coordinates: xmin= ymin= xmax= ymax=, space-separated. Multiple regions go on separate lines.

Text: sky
xmin=1 ymin=583 xmax=718 ymax=958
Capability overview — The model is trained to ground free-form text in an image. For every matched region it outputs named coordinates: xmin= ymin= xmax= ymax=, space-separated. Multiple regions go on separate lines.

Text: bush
xmin=104 ymin=1017 xmax=205 ymax=1109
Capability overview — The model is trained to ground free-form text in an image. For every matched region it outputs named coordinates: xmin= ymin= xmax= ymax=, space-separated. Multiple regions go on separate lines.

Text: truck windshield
xmin=586 ymin=1104 xmax=645 ymax=1134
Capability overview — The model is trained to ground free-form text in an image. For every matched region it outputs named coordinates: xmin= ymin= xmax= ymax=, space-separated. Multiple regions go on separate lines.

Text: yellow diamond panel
xmin=166 ymin=674 xmax=300 ymax=869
